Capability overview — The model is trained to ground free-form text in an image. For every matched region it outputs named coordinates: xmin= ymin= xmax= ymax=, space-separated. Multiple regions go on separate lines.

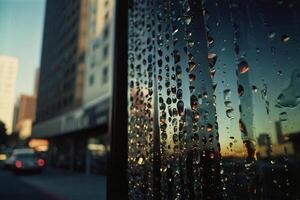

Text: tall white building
xmin=0 ymin=55 xmax=18 ymax=134
xmin=84 ymin=0 xmax=115 ymax=105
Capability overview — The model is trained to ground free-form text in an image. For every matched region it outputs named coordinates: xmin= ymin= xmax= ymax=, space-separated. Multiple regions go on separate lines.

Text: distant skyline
xmin=0 ymin=0 xmax=46 ymax=102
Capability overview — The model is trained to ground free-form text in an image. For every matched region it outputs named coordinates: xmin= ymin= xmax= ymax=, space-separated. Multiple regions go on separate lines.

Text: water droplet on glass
xmin=270 ymin=160 xmax=275 ymax=164
xmin=238 ymin=60 xmax=249 ymax=74
xmin=239 ymin=120 xmax=247 ymax=134
xmin=268 ymin=31 xmax=276 ymax=39
xmin=208 ymin=36 xmax=214 ymax=47
xmin=158 ymin=75 xmax=162 ymax=81
xmin=189 ymin=85 xmax=195 ymax=93
xmin=207 ymin=123 xmax=213 ymax=132
xmin=177 ymin=79 xmax=182 ymax=87
xmin=171 ymin=86 xmax=176 ymax=94
xmin=279 ymin=112 xmax=288 ymax=121
xmin=189 ymin=61 xmax=196 ymax=72
xmin=252 ymin=85 xmax=258 ymax=93
xmin=224 ymin=89 xmax=231 ymax=100
xmin=137 ymin=157 xmax=144 ymax=165
xmin=204 ymin=111 xmax=209 ymax=120
xmin=208 ymin=53 xmax=217 ymax=67
xmin=159 ymin=97 xmax=164 ymax=103
xmin=177 ymin=89 xmax=183 ymax=99
xmin=190 ymin=95 xmax=198 ymax=110
xmin=173 ymin=134 xmax=178 ymax=143
xmin=276 ymin=69 xmax=300 ymax=108
xmin=174 ymin=53 xmax=180 ymax=65
xmin=210 ymin=68 xmax=216 ymax=79
xmin=160 ymin=102 xmax=166 ymax=111
xmin=177 ymin=100 xmax=184 ymax=116
xmin=192 ymin=111 xmax=200 ymax=122
xmin=188 ymin=41 xmax=195 ymax=48
xmin=224 ymin=101 xmax=232 ymax=108
xmin=238 ymin=85 xmax=244 ymax=96
xmin=185 ymin=16 xmax=192 ymax=25
xmin=226 ymin=109 xmax=234 ymax=119
xmin=212 ymin=83 xmax=217 ymax=91
xmin=186 ymin=31 xmax=192 ymax=38
xmin=281 ymin=35 xmax=290 ymax=42
xmin=172 ymin=28 xmax=179 ymax=36
xmin=176 ymin=65 xmax=182 ymax=77
xmin=189 ymin=74 xmax=196 ymax=82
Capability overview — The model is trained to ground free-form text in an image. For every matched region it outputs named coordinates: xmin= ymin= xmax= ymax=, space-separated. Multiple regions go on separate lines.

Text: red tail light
xmin=37 ymin=159 xmax=45 ymax=167
xmin=15 ymin=160 xmax=22 ymax=168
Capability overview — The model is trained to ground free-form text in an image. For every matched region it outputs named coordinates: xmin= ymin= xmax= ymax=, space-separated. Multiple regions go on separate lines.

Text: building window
xmin=90 ymin=56 xmax=96 ymax=68
xmin=78 ymin=53 xmax=85 ymax=63
xmin=105 ymin=11 xmax=109 ymax=21
xmin=93 ymin=3 xmax=97 ymax=14
xmin=89 ymin=75 xmax=94 ymax=86
xmin=102 ymin=67 xmax=108 ymax=84
xmin=103 ymin=45 xmax=108 ymax=58
xmin=90 ymin=61 xmax=95 ymax=68
xmin=103 ymin=25 xmax=109 ymax=39
xmin=93 ymin=40 xmax=100 ymax=50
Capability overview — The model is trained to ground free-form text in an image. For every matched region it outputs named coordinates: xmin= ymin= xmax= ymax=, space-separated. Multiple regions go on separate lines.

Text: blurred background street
xmin=0 ymin=0 xmax=112 ymax=198
xmin=0 ymin=167 xmax=106 ymax=200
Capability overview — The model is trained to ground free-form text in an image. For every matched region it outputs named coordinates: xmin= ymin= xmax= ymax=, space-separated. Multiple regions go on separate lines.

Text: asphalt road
xmin=0 ymin=169 xmax=63 ymax=200
xmin=0 ymin=167 xmax=106 ymax=200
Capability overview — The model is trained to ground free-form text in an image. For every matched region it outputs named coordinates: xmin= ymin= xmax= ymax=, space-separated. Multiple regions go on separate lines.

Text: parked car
xmin=4 ymin=148 xmax=45 ymax=173
xmin=0 ymin=147 xmax=12 ymax=168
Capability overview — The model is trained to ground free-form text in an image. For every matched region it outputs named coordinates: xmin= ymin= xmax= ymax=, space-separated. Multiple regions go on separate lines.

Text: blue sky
xmin=0 ymin=0 xmax=46 ymax=101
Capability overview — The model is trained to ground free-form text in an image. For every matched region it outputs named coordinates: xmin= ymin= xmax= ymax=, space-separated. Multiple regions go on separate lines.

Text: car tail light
xmin=37 ymin=159 xmax=45 ymax=167
xmin=15 ymin=160 xmax=22 ymax=168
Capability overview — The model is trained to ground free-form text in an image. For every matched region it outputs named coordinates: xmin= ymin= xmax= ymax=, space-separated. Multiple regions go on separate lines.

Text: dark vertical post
xmin=107 ymin=0 xmax=128 ymax=199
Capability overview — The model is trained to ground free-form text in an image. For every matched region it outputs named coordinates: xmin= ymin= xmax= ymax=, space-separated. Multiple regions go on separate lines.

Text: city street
xmin=0 ymin=168 xmax=106 ymax=200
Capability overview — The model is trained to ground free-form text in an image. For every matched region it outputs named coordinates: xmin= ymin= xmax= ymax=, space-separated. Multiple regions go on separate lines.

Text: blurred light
xmin=28 ymin=139 xmax=49 ymax=152
xmin=15 ymin=160 xmax=22 ymax=168
xmin=0 ymin=154 xmax=7 ymax=161
xmin=37 ymin=159 xmax=45 ymax=167
xmin=35 ymin=145 xmax=48 ymax=152
xmin=88 ymin=144 xmax=105 ymax=151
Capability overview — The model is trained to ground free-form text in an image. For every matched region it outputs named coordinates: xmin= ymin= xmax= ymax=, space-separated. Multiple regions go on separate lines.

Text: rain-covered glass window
xmin=127 ymin=0 xmax=300 ymax=199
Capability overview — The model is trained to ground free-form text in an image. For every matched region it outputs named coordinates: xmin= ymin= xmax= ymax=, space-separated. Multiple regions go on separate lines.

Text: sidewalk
xmin=19 ymin=168 xmax=106 ymax=200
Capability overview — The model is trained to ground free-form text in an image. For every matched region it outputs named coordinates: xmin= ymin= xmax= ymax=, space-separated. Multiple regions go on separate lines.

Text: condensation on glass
xmin=127 ymin=0 xmax=300 ymax=199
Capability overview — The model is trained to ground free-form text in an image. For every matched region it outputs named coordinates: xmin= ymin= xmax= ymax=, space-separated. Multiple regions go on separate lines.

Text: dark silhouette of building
xmin=257 ymin=133 xmax=272 ymax=158
xmin=275 ymin=121 xmax=284 ymax=144
xmin=36 ymin=0 xmax=87 ymax=122
xmin=287 ymin=132 xmax=300 ymax=156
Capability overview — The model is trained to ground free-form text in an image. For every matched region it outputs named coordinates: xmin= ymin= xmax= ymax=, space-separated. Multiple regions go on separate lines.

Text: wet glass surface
xmin=127 ymin=0 xmax=300 ymax=199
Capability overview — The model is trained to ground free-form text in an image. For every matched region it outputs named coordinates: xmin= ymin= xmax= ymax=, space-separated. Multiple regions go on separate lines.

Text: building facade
xmin=33 ymin=0 xmax=115 ymax=174
xmin=84 ymin=0 xmax=114 ymax=104
xmin=0 ymin=55 xmax=19 ymax=134
xmin=36 ymin=0 xmax=87 ymax=122
xmin=15 ymin=95 xmax=37 ymax=139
